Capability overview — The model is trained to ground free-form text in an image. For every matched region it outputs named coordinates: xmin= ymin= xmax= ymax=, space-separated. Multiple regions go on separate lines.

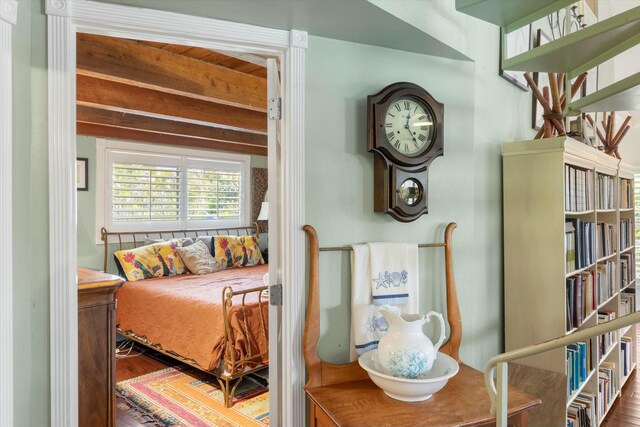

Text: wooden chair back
xmin=302 ymin=223 xmax=462 ymax=389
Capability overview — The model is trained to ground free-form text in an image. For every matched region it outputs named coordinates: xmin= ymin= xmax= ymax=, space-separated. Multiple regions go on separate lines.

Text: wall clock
xmin=367 ymin=82 xmax=444 ymax=222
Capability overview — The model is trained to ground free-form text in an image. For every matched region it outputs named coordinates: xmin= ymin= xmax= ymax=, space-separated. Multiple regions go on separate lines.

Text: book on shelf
xmin=565 ymin=219 xmax=594 ymax=272
xmin=619 ymin=289 xmax=636 ymax=317
xmin=620 ymin=252 xmax=635 ymax=288
xmin=565 ymin=165 xmax=593 ymax=212
xmin=619 ymin=218 xmax=633 ymax=250
xmin=567 ymin=340 xmax=595 ymax=396
xmin=568 ymin=392 xmax=597 ymax=427
xmin=596 ymin=173 xmax=615 ymax=210
xmin=566 ymin=221 xmax=577 ymax=272
xmin=621 ymin=336 xmax=633 ymax=377
xmin=620 ymin=178 xmax=633 ymax=209
xmin=566 ymin=271 xmax=596 ymax=331
xmin=598 ymin=311 xmax=617 ymax=358
xmin=596 ymin=222 xmax=615 ymax=259
xmin=596 ymin=261 xmax=616 ymax=305
xmin=598 ymin=362 xmax=618 ymax=418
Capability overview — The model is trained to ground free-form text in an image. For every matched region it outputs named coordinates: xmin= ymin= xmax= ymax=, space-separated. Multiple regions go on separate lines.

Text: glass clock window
xmin=399 ymin=178 xmax=422 ymax=206
xmin=384 ymin=98 xmax=434 ymax=156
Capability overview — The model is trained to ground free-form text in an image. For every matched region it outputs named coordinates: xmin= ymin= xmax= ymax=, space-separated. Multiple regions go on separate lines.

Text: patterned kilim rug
xmin=116 ymin=366 xmax=269 ymax=427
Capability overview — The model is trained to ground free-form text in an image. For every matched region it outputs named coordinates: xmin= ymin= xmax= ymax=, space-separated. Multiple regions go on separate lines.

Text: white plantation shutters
xmin=101 ymin=141 xmax=249 ymax=232
xmin=187 ymin=168 xmax=241 ymax=221
xmin=186 ymin=157 xmax=244 ymax=228
xmin=112 ymin=162 xmax=181 ymax=222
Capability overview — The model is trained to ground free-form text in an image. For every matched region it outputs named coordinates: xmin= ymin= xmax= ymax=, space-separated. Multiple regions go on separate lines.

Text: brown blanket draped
xmin=116 ymin=264 xmax=269 ymax=371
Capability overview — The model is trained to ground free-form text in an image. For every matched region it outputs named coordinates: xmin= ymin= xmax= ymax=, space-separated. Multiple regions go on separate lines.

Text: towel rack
xmin=319 ymin=242 xmax=446 ymax=251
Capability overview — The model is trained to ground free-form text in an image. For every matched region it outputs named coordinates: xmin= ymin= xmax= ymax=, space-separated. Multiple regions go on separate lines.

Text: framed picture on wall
xmin=77 ymin=158 xmax=88 ymax=191
xmin=499 ymin=25 xmax=531 ymax=91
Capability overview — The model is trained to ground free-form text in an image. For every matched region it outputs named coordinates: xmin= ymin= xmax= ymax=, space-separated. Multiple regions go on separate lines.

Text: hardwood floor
xmin=601 ymin=328 xmax=640 ymax=427
xmin=115 ymin=336 xmax=640 ymax=427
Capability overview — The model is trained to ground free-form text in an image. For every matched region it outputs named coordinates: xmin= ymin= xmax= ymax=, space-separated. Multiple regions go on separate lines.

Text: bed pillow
xmin=195 ymin=236 xmax=213 ymax=254
xmin=213 ymin=235 xmax=264 ymax=268
xmin=175 ymin=241 xmax=223 ymax=275
xmin=143 ymin=236 xmax=194 ymax=247
xmin=114 ymin=239 xmax=185 ymax=281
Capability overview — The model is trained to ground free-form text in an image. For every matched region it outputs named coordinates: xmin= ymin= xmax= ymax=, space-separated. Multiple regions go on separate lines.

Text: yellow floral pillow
xmin=114 ymin=239 xmax=185 ymax=281
xmin=213 ymin=235 xmax=264 ymax=268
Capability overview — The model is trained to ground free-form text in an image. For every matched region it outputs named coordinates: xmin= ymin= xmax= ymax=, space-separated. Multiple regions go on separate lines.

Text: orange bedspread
xmin=116 ymin=264 xmax=269 ymax=371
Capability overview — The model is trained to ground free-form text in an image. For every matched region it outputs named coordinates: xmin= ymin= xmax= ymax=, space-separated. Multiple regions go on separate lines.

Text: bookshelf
xmin=503 ymin=137 xmax=637 ymax=426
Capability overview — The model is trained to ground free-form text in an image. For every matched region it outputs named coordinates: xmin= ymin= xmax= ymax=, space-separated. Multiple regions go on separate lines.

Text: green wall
xmin=76 ymin=135 xmax=268 ymax=271
xmin=13 ymin=1 xmax=540 ymax=424
xmin=305 ymin=33 xmax=533 ymax=368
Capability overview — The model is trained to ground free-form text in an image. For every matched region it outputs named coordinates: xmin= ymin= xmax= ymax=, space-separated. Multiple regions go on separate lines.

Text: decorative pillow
xmin=144 ymin=237 xmax=194 ymax=247
xmin=114 ymin=239 xmax=185 ymax=281
xmin=213 ymin=235 xmax=264 ymax=268
xmin=195 ymin=236 xmax=213 ymax=254
xmin=175 ymin=241 xmax=222 ymax=275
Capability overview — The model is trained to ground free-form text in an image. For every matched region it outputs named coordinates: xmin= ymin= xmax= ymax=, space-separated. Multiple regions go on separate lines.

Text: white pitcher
xmin=377 ymin=305 xmax=446 ymax=379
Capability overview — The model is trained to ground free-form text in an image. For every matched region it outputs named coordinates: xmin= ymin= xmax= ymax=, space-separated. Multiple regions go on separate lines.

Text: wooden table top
xmin=77 ymin=268 xmax=124 ymax=291
xmin=305 ymin=364 xmax=541 ymax=427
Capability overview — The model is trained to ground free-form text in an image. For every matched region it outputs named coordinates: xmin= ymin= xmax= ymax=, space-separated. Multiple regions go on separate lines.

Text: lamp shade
xmin=257 ymin=202 xmax=269 ymax=221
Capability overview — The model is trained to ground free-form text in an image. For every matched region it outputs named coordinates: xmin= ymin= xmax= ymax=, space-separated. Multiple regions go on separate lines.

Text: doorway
xmin=46 ymin=2 xmax=306 ymax=426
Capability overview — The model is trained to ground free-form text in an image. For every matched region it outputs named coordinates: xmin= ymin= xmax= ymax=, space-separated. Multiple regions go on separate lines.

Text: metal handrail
xmin=485 ymin=311 xmax=640 ymax=426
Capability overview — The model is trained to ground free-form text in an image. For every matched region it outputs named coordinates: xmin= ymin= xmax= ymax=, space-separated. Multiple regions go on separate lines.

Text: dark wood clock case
xmin=368 ymin=82 xmax=444 ymax=222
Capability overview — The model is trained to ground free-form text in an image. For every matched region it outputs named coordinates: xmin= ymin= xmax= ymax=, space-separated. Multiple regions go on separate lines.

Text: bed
xmin=101 ymin=225 xmax=269 ymax=407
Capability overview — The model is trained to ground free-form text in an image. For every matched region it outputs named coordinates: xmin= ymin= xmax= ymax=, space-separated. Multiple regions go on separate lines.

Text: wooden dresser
xmin=78 ymin=268 xmax=123 ymax=427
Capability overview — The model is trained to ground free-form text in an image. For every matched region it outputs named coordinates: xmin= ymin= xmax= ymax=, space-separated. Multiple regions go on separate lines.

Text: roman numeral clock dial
xmin=367 ymin=82 xmax=444 ymax=222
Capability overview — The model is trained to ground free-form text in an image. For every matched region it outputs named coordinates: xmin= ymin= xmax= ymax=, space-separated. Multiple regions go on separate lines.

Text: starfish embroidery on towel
xmin=372 ymin=270 xmax=409 ymax=289
xmin=373 ymin=273 xmax=389 ymax=289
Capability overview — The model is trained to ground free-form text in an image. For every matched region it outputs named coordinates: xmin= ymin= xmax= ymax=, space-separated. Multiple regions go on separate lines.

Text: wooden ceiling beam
xmin=77 ymin=122 xmax=267 ymax=156
xmin=76 ymin=74 xmax=267 ymax=133
xmin=76 ymin=105 xmax=267 ymax=147
xmin=76 ymin=33 xmax=267 ymax=112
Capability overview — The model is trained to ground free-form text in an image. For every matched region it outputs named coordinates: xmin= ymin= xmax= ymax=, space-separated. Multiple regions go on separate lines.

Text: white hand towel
xmin=349 ymin=243 xmax=419 ymax=361
xmin=368 ymin=242 xmax=418 ymax=306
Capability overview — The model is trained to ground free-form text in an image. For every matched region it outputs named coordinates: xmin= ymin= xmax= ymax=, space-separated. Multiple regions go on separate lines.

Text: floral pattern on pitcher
xmin=387 ymin=348 xmax=434 ymax=379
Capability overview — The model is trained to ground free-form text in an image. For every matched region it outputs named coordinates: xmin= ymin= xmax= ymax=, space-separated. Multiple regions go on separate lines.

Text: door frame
xmin=0 ymin=1 xmax=17 ymax=426
xmin=45 ymin=1 xmax=306 ymax=426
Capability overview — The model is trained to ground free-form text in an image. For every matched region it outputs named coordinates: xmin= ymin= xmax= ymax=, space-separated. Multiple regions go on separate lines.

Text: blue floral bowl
xmin=358 ymin=349 xmax=459 ymax=402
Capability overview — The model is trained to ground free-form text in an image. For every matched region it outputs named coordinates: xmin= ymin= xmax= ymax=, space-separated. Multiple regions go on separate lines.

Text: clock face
xmin=384 ymin=98 xmax=435 ymax=157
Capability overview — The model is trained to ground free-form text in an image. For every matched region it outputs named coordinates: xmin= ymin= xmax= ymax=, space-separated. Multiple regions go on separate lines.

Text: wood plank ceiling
xmin=76 ymin=33 xmax=268 ymax=156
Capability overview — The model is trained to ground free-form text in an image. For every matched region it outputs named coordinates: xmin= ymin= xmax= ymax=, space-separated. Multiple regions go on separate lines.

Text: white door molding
xmin=45 ymin=1 xmax=306 ymax=426
xmin=0 ymin=1 xmax=17 ymax=426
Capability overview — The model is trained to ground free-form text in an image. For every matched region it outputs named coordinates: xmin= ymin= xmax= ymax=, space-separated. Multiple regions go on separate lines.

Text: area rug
xmin=116 ymin=366 xmax=269 ymax=427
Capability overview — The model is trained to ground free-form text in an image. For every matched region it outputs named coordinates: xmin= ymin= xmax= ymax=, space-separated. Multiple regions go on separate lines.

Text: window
xmin=97 ymin=139 xmax=250 ymax=234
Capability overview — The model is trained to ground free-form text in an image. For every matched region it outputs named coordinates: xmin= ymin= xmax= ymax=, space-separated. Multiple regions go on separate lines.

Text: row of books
xmin=620 ymin=178 xmax=633 ymax=209
xmin=566 ymin=272 xmax=596 ymax=331
xmin=565 ymin=165 xmax=594 ymax=212
xmin=598 ymin=311 xmax=617 ymax=358
xmin=567 ymin=392 xmax=596 ymax=427
xmin=596 ymin=173 xmax=615 ymax=210
xmin=596 ymin=222 xmax=615 ymax=260
xmin=619 ymin=218 xmax=633 ymax=250
xmin=566 ymin=220 xmax=595 ymax=272
xmin=619 ymin=290 xmax=636 ymax=317
xmin=567 ymin=340 xmax=595 ymax=396
xmin=598 ymin=362 xmax=618 ymax=419
xmin=620 ymin=253 xmax=635 ymax=288
xmin=620 ymin=336 xmax=634 ymax=378
xmin=596 ymin=261 xmax=617 ymax=306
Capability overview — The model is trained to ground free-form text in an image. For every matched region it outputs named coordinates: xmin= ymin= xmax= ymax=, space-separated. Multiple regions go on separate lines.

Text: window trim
xmin=95 ymin=138 xmax=251 ymax=243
